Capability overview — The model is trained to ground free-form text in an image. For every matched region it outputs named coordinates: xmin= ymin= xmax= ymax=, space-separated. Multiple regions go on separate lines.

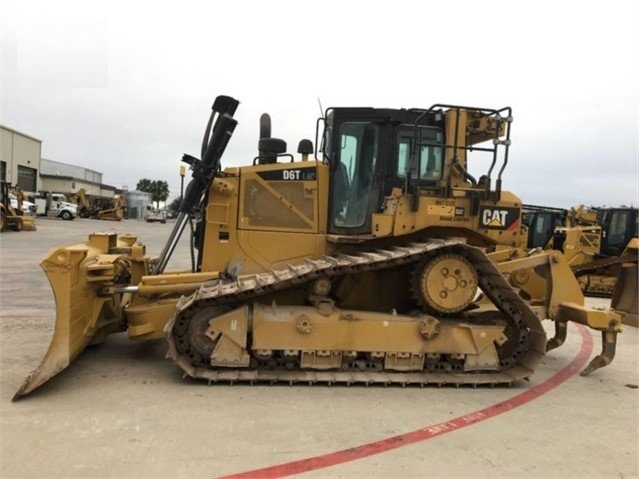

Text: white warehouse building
xmin=0 ymin=124 xmax=42 ymax=192
xmin=40 ymin=158 xmax=117 ymax=198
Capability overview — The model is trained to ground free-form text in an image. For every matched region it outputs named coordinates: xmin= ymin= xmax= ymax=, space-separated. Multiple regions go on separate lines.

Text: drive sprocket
xmin=412 ymin=253 xmax=478 ymax=314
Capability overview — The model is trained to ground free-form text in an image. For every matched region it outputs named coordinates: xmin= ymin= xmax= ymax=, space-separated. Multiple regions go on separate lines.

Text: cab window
xmin=608 ymin=210 xmax=631 ymax=245
xmin=331 ymin=122 xmax=378 ymax=228
xmin=397 ymin=126 xmax=443 ymax=181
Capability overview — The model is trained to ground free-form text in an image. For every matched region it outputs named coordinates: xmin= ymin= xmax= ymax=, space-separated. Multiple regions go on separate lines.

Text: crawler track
xmin=572 ymin=255 xmax=639 ymax=297
xmin=166 ymin=241 xmax=547 ymax=386
xmin=571 ymin=255 xmax=638 ymax=276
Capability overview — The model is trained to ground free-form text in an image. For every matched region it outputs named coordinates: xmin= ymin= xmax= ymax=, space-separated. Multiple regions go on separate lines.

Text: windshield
xmin=330 ymin=122 xmax=378 ymax=229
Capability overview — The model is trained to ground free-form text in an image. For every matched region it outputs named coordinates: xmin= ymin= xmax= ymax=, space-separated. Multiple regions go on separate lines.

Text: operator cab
xmin=522 ymin=206 xmax=568 ymax=249
xmin=322 ymin=108 xmax=445 ymax=235
xmin=598 ymin=208 xmax=638 ymax=256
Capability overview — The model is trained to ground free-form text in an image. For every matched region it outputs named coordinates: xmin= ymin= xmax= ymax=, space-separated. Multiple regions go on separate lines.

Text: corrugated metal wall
xmin=124 ymin=190 xmax=153 ymax=219
xmin=41 ymin=158 xmax=102 ymax=184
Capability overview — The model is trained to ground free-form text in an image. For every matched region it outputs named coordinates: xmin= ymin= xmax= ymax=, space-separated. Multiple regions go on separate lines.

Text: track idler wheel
xmin=173 ymin=305 xmax=230 ymax=367
xmin=471 ymin=311 xmax=526 ymax=366
xmin=413 ymin=253 xmax=478 ymax=314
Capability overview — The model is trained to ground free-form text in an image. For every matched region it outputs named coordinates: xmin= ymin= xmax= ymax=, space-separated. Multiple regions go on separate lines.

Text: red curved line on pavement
xmin=220 ymin=324 xmax=593 ymax=479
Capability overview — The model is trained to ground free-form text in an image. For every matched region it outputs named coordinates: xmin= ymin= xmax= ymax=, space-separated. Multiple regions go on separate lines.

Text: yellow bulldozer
xmin=551 ymin=206 xmax=638 ymax=296
xmin=14 ymin=96 xmax=633 ymax=399
xmin=0 ymin=181 xmax=36 ymax=232
xmin=520 ymin=203 xmax=638 ymax=300
xmin=69 ymin=188 xmax=126 ymax=221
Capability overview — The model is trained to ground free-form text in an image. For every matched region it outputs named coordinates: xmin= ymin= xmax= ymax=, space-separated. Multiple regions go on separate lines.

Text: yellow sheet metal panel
xmin=251 ymin=304 xmax=501 ymax=355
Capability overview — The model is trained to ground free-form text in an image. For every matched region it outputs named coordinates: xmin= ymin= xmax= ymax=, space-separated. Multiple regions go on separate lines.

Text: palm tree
xmin=152 ymin=180 xmax=169 ymax=208
xmin=136 ymin=179 xmax=170 ymax=208
xmin=136 ymin=178 xmax=153 ymax=193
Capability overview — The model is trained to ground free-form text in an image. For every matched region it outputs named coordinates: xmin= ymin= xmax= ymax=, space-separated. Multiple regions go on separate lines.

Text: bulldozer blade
xmin=611 ymin=264 xmax=638 ymax=327
xmin=13 ymin=244 xmax=118 ymax=400
xmin=20 ymin=215 xmax=36 ymax=231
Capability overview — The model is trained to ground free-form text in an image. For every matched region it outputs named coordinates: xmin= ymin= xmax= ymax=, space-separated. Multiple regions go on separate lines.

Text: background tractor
xmin=69 ymin=188 xmax=126 ymax=221
xmin=1 ymin=181 xmax=36 ymax=232
xmin=519 ymin=203 xmax=637 ymax=298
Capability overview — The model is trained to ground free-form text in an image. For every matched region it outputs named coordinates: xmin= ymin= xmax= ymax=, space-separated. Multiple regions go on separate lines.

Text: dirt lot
xmin=1 ymin=217 xmax=637 ymax=478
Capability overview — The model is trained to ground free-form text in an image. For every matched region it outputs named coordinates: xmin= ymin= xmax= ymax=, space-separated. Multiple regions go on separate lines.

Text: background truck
xmin=34 ymin=192 xmax=77 ymax=220
xmin=144 ymin=206 xmax=167 ymax=223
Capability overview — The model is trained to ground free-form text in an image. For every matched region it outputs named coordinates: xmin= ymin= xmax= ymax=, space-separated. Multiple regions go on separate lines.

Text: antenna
xmin=317 ymin=97 xmax=324 ymax=117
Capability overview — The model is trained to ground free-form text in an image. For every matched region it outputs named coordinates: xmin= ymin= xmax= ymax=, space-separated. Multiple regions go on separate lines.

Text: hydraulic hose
xmin=153 ymin=96 xmax=239 ymax=275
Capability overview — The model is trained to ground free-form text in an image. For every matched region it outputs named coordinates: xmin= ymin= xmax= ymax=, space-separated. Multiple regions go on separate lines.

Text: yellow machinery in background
xmin=14 ymin=96 xmax=631 ymax=399
xmin=520 ymin=203 xmax=638 ymax=298
xmin=69 ymin=188 xmax=126 ymax=221
xmin=0 ymin=181 xmax=36 ymax=232
xmin=551 ymin=206 xmax=638 ymax=297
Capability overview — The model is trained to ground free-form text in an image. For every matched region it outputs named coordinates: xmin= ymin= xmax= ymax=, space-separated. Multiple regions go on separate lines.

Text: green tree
xmin=152 ymin=180 xmax=170 ymax=208
xmin=136 ymin=179 xmax=170 ymax=208
xmin=136 ymin=178 xmax=153 ymax=193
xmin=168 ymin=196 xmax=182 ymax=213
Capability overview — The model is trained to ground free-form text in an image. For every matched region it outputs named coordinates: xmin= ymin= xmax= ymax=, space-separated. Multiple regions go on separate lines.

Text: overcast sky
xmin=1 ymin=0 xmax=637 ymax=208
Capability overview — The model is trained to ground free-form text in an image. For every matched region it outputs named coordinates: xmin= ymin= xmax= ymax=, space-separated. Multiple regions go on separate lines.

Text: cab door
xmin=600 ymin=209 xmax=636 ymax=256
xmin=327 ymin=121 xmax=382 ymax=235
